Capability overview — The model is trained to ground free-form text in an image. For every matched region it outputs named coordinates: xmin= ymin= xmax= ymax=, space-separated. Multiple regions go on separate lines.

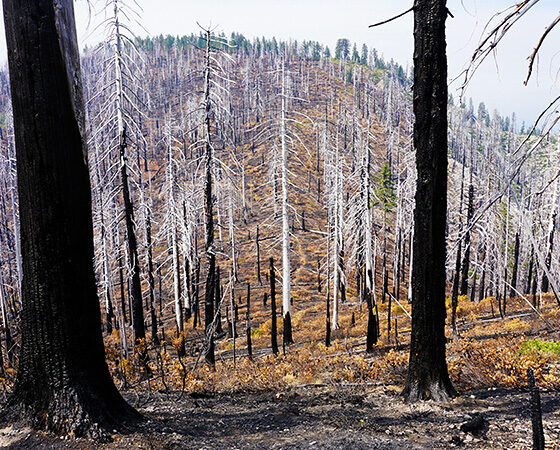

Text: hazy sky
xmin=1 ymin=0 xmax=559 ymax=127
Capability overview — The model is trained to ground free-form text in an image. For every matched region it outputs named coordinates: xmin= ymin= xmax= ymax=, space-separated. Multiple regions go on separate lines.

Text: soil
xmin=1 ymin=384 xmax=559 ymax=449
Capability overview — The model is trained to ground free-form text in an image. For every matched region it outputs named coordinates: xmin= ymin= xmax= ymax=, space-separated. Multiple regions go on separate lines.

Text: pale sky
xmin=1 ymin=0 xmax=559 ymax=127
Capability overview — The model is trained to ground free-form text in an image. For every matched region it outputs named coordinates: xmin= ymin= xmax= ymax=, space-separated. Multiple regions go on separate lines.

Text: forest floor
xmin=1 ymin=383 xmax=559 ymax=449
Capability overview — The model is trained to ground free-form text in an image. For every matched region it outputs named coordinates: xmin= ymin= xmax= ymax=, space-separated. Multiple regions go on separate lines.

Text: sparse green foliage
xmin=521 ymin=339 xmax=560 ymax=357
xmin=374 ymin=161 xmax=397 ymax=213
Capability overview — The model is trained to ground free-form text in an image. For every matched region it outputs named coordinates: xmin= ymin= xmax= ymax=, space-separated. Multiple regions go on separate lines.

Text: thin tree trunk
xmin=246 ymin=284 xmax=252 ymax=358
xmin=459 ymin=183 xmax=474 ymax=296
xmin=203 ymin=29 xmax=215 ymax=367
xmin=270 ymin=257 xmax=279 ymax=355
xmin=510 ymin=231 xmax=520 ymax=298
xmin=145 ymin=207 xmax=159 ymax=346
xmin=256 ymin=226 xmax=262 ymax=285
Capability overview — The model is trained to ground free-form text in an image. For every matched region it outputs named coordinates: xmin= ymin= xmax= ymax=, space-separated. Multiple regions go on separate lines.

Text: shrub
xmin=521 ymin=339 xmax=560 ymax=357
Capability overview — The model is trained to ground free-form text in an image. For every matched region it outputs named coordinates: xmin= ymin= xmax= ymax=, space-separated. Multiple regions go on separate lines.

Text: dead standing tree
xmin=197 ymin=27 xmax=236 ymax=366
xmin=88 ymin=0 xmax=148 ymax=353
xmin=372 ymin=0 xmax=458 ymax=401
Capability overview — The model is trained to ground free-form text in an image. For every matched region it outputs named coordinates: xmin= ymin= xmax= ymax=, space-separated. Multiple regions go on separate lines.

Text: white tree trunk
xmin=280 ymin=60 xmax=291 ymax=325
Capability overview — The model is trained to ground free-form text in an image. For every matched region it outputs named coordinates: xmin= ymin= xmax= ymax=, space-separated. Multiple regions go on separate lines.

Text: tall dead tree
xmin=280 ymin=58 xmax=294 ymax=344
xmin=202 ymin=28 xmax=216 ymax=366
xmin=401 ymin=0 xmax=457 ymax=402
xmin=91 ymin=0 xmax=147 ymax=347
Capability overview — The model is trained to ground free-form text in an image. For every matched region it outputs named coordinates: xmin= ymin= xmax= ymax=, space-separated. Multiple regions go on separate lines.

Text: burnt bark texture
xmin=2 ymin=0 xmax=139 ymax=438
xmin=246 ymin=284 xmax=252 ymax=358
xmin=402 ymin=0 xmax=456 ymax=402
xmin=510 ymin=231 xmax=520 ymax=298
xmin=270 ymin=258 xmax=279 ymax=355
xmin=459 ymin=183 xmax=474 ymax=296
xmin=527 ymin=368 xmax=545 ymax=450
xmin=146 ymin=208 xmax=159 ymax=346
xmin=203 ymin=28 xmax=215 ymax=368
xmin=366 ymin=270 xmax=378 ymax=352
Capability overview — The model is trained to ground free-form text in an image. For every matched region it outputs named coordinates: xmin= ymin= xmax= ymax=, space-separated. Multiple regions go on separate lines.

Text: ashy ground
xmin=1 ymin=384 xmax=559 ymax=449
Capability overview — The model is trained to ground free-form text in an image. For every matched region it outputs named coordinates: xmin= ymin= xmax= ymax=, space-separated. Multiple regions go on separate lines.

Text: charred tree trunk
xmin=527 ymin=368 xmax=545 ymax=450
xmin=451 ymin=241 xmax=462 ymax=338
xmin=2 ymin=0 xmax=138 ymax=436
xmin=325 ymin=283 xmax=331 ymax=347
xmin=459 ymin=184 xmax=474 ymax=296
xmin=526 ymin=252 xmax=534 ymax=296
xmin=532 ymin=265 xmax=539 ymax=307
xmin=146 ymin=208 xmax=159 ymax=346
xmin=256 ymin=226 xmax=262 ymax=285
xmin=193 ymin=257 xmax=201 ymax=329
xmin=215 ymin=267 xmax=222 ymax=335
xmin=317 ymin=257 xmax=322 ymax=292
xmin=118 ymin=250 xmax=128 ymax=324
xmin=120 ymin=133 xmax=145 ymax=346
xmin=246 ymin=284 xmax=252 ymax=358
xmin=510 ymin=231 xmax=520 ymax=298
xmin=366 ymin=270 xmax=378 ymax=352
xmin=402 ymin=0 xmax=456 ymax=402
xmin=203 ymin=29 xmax=215 ymax=368
xmin=270 ymin=258 xmax=279 ymax=355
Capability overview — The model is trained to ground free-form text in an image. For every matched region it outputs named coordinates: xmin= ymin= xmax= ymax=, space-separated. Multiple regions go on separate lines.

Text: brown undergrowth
xmin=73 ymin=293 xmax=560 ymax=398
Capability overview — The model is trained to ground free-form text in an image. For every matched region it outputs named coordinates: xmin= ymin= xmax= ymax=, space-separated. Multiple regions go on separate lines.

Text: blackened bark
xmin=317 ymin=257 xmax=322 ymax=292
xmin=283 ymin=311 xmax=293 ymax=346
xmin=203 ymin=28 xmax=215 ymax=368
xmin=146 ymin=208 xmax=159 ymax=346
xmin=526 ymin=253 xmax=534 ymax=296
xmin=402 ymin=0 xmax=456 ymax=402
xmin=531 ymin=265 xmax=539 ymax=307
xmin=215 ymin=267 xmax=222 ymax=335
xmin=366 ymin=270 xmax=378 ymax=352
xmin=246 ymin=284 xmax=252 ymax=358
xmin=119 ymin=251 xmax=128 ymax=324
xmin=119 ymin=129 xmax=145 ymax=345
xmin=325 ymin=285 xmax=331 ymax=347
xmin=193 ymin=257 xmax=201 ymax=329
xmin=256 ymin=226 xmax=262 ymax=285
xmin=510 ymin=232 xmax=520 ymax=298
xmin=2 ymin=0 xmax=138 ymax=437
xmin=527 ymin=368 xmax=545 ymax=450
xmin=338 ymin=248 xmax=346 ymax=304
xmin=270 ymin=258 xmax=279 ymax=355
xmin=451 ymin=241 xmax=462 ymax=337
xmin=470 ymin=269 xmax=477 ymax=303
xmin=479 ymin=266 xmax=486 ymax=302
xmin=459 ymin=184 xmax=474 ymax=296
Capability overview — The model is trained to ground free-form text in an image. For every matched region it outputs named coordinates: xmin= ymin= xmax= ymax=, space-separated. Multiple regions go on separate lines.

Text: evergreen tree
xmin=335 ymin=38 xmax=350 ymax=60
xmin=360 ymin=43 xmax=369 ymax=65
